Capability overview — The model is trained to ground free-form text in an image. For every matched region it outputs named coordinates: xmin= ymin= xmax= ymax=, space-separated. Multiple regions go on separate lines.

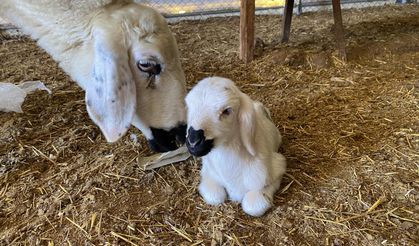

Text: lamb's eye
xmin=137 ymin=60 xmax=161 ymax=75
xmin=221 ymin=107 xmax=232 ymax=118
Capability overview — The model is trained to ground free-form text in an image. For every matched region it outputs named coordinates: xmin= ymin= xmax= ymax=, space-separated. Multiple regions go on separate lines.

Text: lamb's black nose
xmin=187 ymin=127 xmax=205 ymax=148
xmin=186 ymin=127 xmax=214 ymax=157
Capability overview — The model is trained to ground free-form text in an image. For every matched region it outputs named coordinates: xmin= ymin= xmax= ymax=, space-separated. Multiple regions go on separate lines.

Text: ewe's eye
xmin=137 ymin=59 xmax=162 ymax=89
xmin=220 ymin=107 xmax=232 ymax=119
xmin=137 ymin=60 xmax=161 ymax=75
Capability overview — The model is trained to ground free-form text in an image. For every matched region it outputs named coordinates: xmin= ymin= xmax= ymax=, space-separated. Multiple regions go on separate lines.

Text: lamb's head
xmin=185 ymin=77 xmax=257 ymax=157
xmin=85 ymin=3 xmax=186 ymax=152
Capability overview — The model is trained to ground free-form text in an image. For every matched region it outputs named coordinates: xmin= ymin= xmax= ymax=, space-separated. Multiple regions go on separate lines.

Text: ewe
xmin=0 ymin=0 xmax=187 ymax=152
xmin=185 ymin=77 xmax=287 ymax=217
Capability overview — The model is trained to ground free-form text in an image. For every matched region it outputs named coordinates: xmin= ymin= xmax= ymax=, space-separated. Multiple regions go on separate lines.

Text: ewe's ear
xmin=238 ymin=92 xmax=257 ymax=156
xmin=85 ymin=28 xmax=136 ymax=142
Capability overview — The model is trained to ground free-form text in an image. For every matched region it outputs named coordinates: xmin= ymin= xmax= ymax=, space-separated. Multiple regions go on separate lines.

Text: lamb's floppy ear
xmin=238 ymin=92 xmax=257 ymax=156
xmin=85 ymin=27 xmax=136 ymax=142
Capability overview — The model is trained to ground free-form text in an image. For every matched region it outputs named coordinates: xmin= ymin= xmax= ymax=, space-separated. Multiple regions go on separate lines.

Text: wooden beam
xmin=281 ymin=0 xmax=294 ymax=43
xmin=332 ymin=0 xmax=347 ymax=61
xmin=240 ymin=0 xmax=255 ymax=63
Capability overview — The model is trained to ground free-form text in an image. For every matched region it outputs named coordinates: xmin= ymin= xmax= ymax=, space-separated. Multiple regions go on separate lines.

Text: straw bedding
xmin=0 ymin=4 xmax=418 ymax=245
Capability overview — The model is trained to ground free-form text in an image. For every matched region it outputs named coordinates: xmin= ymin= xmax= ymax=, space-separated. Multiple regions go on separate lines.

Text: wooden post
xmin=281 ymin=0 xmax=294 ymax=43
xmin=240 ymin=0 xmax=255 ymax=63
xmin=332 ymin=0 xmax=347 ymax=61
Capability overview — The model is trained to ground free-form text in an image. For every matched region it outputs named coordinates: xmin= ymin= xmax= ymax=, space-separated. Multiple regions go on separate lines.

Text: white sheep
xmin=0 ymin=0 xmax=187 ymax=152
xmin=185 ymin=77 xmax=287 ymax=217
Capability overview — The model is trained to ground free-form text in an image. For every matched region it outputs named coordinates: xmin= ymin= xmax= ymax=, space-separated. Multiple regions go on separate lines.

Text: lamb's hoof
xmin=199 ymin=182 xmax=226 ymax=205
xmin=242 ymin=191 xmax=271 ymax=217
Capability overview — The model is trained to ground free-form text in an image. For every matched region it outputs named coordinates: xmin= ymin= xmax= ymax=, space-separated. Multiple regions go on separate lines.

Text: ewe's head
xmin=86 ymin=3 xmax=186 ymax=152
xmin=185 ymin=77 xmax=257 ymax=157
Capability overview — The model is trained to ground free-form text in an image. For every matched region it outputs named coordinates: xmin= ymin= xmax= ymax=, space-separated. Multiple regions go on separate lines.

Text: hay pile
xmin=0 ymin=4 xmax=418 ymax=245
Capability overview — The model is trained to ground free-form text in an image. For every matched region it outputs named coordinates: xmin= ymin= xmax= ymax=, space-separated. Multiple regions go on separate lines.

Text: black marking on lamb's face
xmin=147 ymin=123 xmax=187 ymax=152
xmin=186 ymin=127 xmax=214 ymax=157
xmin=111 ymin=99 xmax=115 ymax=103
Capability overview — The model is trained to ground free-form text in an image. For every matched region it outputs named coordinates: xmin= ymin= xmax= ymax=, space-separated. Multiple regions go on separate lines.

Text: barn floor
xmin=1 ymin=4 xmax=418 ymax=246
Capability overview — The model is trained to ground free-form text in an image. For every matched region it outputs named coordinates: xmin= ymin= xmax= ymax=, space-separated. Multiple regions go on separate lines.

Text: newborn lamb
xmin=185 ymin=77 xmax=286 ymax=217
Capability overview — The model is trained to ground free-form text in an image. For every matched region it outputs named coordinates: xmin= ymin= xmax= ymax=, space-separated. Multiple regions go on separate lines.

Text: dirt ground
xmin=0 ymin=4 xmax=418 ymax=246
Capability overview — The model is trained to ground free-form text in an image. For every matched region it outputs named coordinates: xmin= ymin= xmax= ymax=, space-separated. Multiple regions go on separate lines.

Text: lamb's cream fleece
xmin=185 ymin=77 xmax=287 ymax=217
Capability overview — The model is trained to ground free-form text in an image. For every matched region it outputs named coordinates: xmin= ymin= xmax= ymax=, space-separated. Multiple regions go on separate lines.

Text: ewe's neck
xmin=0 ymin=0 xmax=112 ymax=86
xmin=2 ymin=1 xmax=106 ymax=49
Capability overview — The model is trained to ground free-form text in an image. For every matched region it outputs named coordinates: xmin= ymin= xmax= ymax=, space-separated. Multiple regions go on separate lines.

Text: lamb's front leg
xmin=242 ymin=176 xmax=281 ymax=217
xmin=199 ymin=161 xmax=226 ymax=205
xmin=241 ymin=158 xmax=281 ymax=217
xmin=241 ymin=155 xmax=285 ymax=217
xmin=242 ymin=190 xmax=272 ymax=217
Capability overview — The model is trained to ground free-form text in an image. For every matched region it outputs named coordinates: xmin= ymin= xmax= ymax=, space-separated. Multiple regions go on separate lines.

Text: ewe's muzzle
xmin=147 ymin=124 xmax=187 ymax=152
